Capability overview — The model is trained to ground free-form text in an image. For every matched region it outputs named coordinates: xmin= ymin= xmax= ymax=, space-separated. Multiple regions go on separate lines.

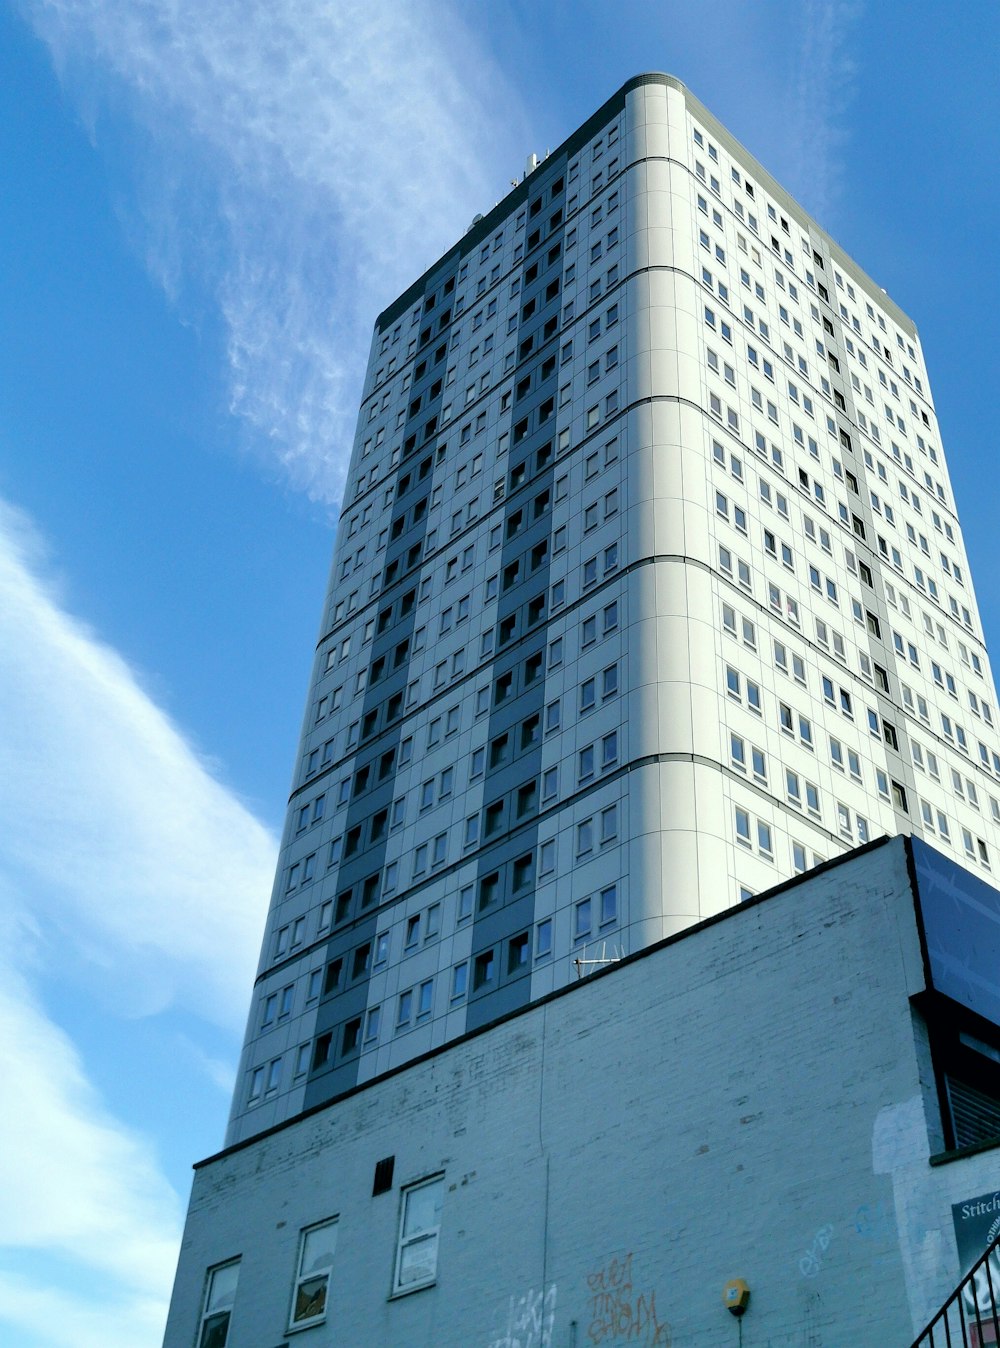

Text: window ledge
xmin=929 ymin=1135 xmax=1000 ymax=1167
xmin=388 ymin=1280 xmax=437 ymax=1302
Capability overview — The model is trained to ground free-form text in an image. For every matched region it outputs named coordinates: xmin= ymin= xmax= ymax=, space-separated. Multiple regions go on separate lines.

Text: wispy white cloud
xmin=0 ymin=1274 xmax=169 ymax=1348
xmin=789 ymin=0 xmax=864 ymax=223
xmin=0 ymin=955 xmax=182 ymax=1284
xmin=0 ymin=498 xmax=277 ymax=1027
xmin=172 ymin=1031 xmax=239 ymax=1097
xmin=0 ymin=943 xmax=181 ymax=1347
xmin=21 ymin=0 xmax=531 ymax=503
xmin=0 ymin=495 xmax=280 ymax=1346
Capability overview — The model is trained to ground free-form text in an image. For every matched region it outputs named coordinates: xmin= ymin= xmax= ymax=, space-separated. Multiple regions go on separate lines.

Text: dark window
xmin=322 ymin=959 xmax=343 ymax=996
xmin=490 ymin=734 xmax=510 ymax=767
xmin=485 ymin=800 xmax=505 ymax=837
xmin=508 ymin=932 xmax=530 ymax=973
xmin=923 ymin=996 xmax=1000 ymax=1151
xmin=312 ymin=1032 xmax=333 ymax=1069
xmin=479 ymin=872 xmax=500 ymax=909
xmin=342 ymin=1017 xmax=362 ymax=1055
xmin=362 ymin=873 xmax=380 ymax=907
xmin=512 ymin=851 xmax=534 ymax=889
xmin=473 ymin=949 xmax=496 ymax=989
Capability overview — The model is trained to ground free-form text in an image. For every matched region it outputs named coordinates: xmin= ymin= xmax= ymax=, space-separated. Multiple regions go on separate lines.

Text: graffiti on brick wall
xmin=855 ymin=1201 xmax=893 ymax=1243
xmin=585 ymin=1251 xmax=671 ymax=1345
xmin=853 ymin=1199 xmax=896 ymax=1266
xmin=487 ymin=1282 xmax=557 ymax=1348
xmin=798 ymin=1224 xmax=835 ymax=1278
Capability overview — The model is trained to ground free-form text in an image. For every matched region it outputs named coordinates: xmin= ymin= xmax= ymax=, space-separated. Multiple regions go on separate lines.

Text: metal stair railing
xmin=910 ymin=1230 xmax=1000 ymax=1347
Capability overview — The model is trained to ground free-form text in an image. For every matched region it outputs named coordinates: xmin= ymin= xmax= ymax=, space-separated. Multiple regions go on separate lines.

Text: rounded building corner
xmin=623 ymin=72 xmax=688 ymax=97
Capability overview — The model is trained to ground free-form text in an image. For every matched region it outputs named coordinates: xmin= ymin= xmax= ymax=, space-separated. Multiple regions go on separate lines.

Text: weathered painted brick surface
xmin=164 ymin=838 xmax=1000 ymax=1347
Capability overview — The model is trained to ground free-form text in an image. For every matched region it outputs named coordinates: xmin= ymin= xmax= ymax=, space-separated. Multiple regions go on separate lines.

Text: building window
xmin=473 ymin=948 xmax=495 ymax=988
xmin=601 ymin=805 xmax=618 ymax=843
xmin=198 ymin=1260 xmax=240 ymax=1348
xmin=289 ymin=1220 xmax=339 ymax=1329
xmin=393 ymin=1177 xmax=444 ymax=1294
xmin=578 ymin=745 xmax=595 ymax=781
xmin=735 ymin=808 xmax=751 ymax=847
xmin=600 ymin=884 xmax=618 ymax=925
xmin=508 ymin=932 xmax=530 ymax=973
xmin=923 ymin=996 xmax=1000 ymax=1151
xmin=536 ymin=918 xmax=553 ymax=960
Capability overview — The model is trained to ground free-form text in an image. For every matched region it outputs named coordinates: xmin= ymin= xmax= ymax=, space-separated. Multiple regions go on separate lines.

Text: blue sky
xmin=0 ymin=2 xmax=997 ymax=1343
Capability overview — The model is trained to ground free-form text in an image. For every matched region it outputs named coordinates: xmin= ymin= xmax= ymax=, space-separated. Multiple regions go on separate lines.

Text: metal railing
xmin=911 ymin=1231 xmax=1000 ymax=1347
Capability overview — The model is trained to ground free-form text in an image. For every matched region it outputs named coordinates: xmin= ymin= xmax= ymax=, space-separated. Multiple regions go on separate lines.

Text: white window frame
xmin=289 ymin=1219 xmax=338 ymax=1329
xmin=198 ymin=1260 xmax=240 ymax=1348
xmin=392 ymin=1176 xmax=444 ymax=1295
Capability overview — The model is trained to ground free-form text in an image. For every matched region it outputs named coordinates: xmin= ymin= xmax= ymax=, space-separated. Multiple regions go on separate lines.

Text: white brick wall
xmin=164 ymin=836 xmax=1000 ymax=1347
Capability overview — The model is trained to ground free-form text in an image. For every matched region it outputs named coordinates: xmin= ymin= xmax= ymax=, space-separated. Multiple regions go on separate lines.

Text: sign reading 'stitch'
xmin=952 ymin=1189 xmax=1000 ymax=1323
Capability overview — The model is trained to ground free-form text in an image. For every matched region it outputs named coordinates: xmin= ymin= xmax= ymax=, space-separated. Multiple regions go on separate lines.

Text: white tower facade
xmin=226 ymin=75 xmax=1000 ymax=1148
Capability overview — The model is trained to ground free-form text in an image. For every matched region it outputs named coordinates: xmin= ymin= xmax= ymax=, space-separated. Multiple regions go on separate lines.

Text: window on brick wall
xmin=289 ymin=1220 xmax=339 ymax=1330
xmin=392 ymin=1176 xmax=445 ymax=1295
xmin=197 ymin=1261 xmax=240 ymax=1348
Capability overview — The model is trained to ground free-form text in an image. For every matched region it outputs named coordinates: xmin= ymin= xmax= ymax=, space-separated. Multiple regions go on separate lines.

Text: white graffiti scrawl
xmin=487 ymin=1283 xmax=557 ymax=1348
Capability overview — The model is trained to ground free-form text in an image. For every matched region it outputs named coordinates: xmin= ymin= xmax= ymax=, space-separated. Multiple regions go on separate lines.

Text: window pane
xmin=395 ymin=1178 xmax=444 ymax=1292
xmin=289 ymin=1218 xmax=336 ymax=1321
xmin=398 ymin=1233 xmax=437 ymax=1287
xmin=301 ymin=1224 xmax=338 ymax=1273
xmin=200 ymin=1262 xmax=240 ymax=1348
xmin=403 ymin=1180 xmax=442 ymax=1239
xmin=293 ymin=1276 xmax=329 ymax=1325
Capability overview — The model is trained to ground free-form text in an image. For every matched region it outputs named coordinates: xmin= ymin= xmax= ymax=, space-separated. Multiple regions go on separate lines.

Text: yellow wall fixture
xmin=723 ymin=1279 xmax=751 ymax=1317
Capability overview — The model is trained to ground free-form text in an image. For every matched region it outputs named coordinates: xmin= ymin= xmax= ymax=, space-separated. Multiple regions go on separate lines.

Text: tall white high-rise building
xmin=225 ymin=74 xmax=1000 ymax=1151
